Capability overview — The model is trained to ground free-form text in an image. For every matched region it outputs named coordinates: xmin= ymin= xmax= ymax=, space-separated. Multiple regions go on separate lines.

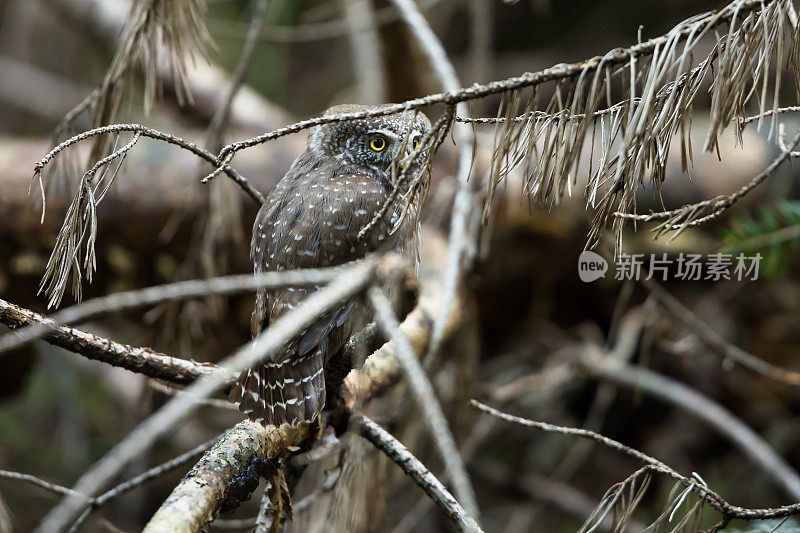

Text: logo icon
xmin=578 ymin=251 xmax=608 ymax=282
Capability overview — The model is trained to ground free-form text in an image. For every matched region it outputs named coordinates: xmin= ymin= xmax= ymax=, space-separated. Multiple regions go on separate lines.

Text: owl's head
xmin=308 ymin=104 xmax=432 ymax=177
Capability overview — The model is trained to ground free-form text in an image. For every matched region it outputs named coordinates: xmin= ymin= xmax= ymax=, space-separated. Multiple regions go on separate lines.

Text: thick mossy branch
xmin=143 ymin=420 xmax=310 ymax=533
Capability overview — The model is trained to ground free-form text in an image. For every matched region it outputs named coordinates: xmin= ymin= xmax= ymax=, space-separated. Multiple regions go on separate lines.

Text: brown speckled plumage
xmin=229 ymin=104 xmax=431 ymax=426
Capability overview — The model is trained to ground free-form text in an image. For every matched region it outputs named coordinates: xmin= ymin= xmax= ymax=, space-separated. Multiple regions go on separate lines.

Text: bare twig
xmin=583 ymin=355 xmax=800 ymax=500
xmin=147 ymin=380 xmax=237 ymax=410
xmin=0 ymin=298 xmax=224 ymax=385
xmin=192 ymin=0 xmax=271 ymax=279
xmin=454 ymin=101 xmax=636 ymax=124
xmin=253 ymin=489 xmax=273 ymax=533
xmin=471 ymin=400 xmax=670 ymax=470
xmin=340 ymin=0 xmax=386 ymax=104
xmin=205 ymin=0 xmax=270 ymax=151
xmin=367 ymin=286 xmax=479 ymax=522
xmin=69 ymin=436 xmax=220 ymax=532
xmin=740 ymin=106 xmax=800 ymax=125
xmin=612 ymin=129 xmax=800 ymax=234
xmin=0 ymin=267 xmax=346 ymax=355
xmin=0 ymin=436 xmax=218 ymax=533
xmin=358 ymin=415 xmax=482 ymax=533
xmin=642 ymin=277 xmax=800 ymax=387
xmin=34 ymin=123 xmax=264 ymax=205
xmin=0 ymin=471 xmax=88 ymax=501
xmin=472 ymin=401 xmax=800 ymax=522
xmin=387 ymin=0 xmax=478 ymax=370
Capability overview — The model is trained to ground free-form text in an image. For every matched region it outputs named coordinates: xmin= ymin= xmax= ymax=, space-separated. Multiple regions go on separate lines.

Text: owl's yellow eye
xmin=413 ymin=139 xmax=420 ymax=150
xmin=370 ymin=136 xmax=386 ymax=152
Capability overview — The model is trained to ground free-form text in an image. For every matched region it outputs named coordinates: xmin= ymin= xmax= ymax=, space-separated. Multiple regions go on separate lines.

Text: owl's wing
xmin=251 ymin=168 xmax=395 ymax=354
xmin=232 ymin=168 xmax=397 ymax=424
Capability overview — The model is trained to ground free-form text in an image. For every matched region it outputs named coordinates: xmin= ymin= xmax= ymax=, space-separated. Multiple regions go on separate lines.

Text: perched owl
xmin=230 ymin=104 xmax=432 ymax=426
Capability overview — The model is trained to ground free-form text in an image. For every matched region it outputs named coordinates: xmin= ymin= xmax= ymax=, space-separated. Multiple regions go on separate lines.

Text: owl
xmin=229 ymin=104 xmax=432 ymax=426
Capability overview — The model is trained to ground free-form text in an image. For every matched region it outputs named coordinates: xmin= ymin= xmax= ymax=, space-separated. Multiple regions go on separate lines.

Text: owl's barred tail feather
xmin=229 ymin=353 xmax=326 ymax=426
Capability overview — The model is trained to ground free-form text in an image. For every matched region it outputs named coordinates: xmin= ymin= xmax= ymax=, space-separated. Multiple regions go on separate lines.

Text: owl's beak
xmin=395 ymin=143 xmax=418 ymax=169
xmin=392 ymin=146 xmax=410 ymax=170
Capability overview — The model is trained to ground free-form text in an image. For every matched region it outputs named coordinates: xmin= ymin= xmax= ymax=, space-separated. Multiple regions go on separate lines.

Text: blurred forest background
xmin=2 ymin=0 xmax=800 ymax=532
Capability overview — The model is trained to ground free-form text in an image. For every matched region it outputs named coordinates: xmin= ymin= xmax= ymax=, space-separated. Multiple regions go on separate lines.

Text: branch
xmin=340 ymin=0 xmax=387 ymax=104
xmin=36 ymin=257 xmax=381 ymax=533
xmin=0 ymin=267 xmax=346 ymax=355
xmin=387 ymin=0 xmax=478 ymax=369
xmin=358 ymin=415 xmax=482 ymax=533
xmin=0 ymin=298 xmax=223 ymax=385
xmin=34 ymin=123 xmax=264 ymax=205
xmin=472 ymin=400 xmax=800 ymax=523
xmin=0 ymin=437 xmax=217 ymax=532
xmin=253 ymin=489 xmax=273 ymax=533
xmin=210 ymin=0 xmax=776 ymax=159
xmin=207 ymin=0 xmax=269 ymax=142
xmin=612 ymin=128 xmax=800 ymax=236
xmin=471 ymin=400 xmax=670 ymax=470
xmin=582 ymin=356 xmax=800 ymax=501
xmin=70 ymin=436 xmax=219 ymax=532
xmin=367 ymin=286 xmax=479 ymax=522
xmin=143 ymin=420 xmax=301 ymax=533
xmin=642 ymin=277 xmax=800 ymax=387
xmin=0 ymin=471 xmax=87 ymax=500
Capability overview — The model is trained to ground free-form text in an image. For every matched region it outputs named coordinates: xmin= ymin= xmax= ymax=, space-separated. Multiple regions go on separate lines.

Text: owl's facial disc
xmin=358 ymin=127 xmax=424 ymax=171
xmin=307 ymin=105 xmax=432 ymax=179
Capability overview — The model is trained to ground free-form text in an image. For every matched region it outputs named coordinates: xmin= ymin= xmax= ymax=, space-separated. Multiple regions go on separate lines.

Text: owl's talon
xmin=265 ymin=466 xmax=292 ymax=531
xmin=313 ymin=412 xmax=324 ymax=439
xmin=219 ymin=457 xmax=277 ymax=515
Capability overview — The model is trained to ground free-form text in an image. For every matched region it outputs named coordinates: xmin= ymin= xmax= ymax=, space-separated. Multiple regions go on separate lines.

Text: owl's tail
xmin=229 ymin=353 xmax=326 ymax=426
